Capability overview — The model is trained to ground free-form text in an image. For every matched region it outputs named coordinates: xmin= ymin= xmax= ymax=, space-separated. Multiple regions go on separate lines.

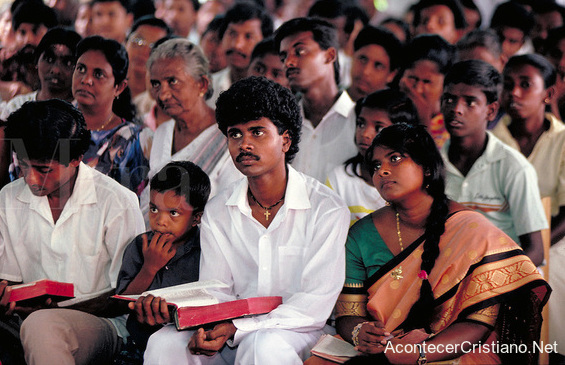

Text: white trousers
xmin=549 ymin=239 xmax=565 ymax=353
xmin=144 ymin=324 xmax=328 ymax=365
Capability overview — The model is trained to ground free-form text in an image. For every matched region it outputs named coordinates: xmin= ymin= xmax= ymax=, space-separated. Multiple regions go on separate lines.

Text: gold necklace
xmin=248 ymin=189 xmax=285 ymax=221
xmin=95 ymin=114 xmax=115 ymax=132
xmin=391 ymin=211 xmax=404 ymax=280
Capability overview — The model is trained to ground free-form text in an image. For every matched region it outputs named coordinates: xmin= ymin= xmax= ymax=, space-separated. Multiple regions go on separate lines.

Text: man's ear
xmin=282 ymin=130 xmax=291 ymax=153
xmin=69 ymin=158 xmax=82 ymax=168
xmin=386 ymin=69 xmax=398 ymax=83
xmin=325 ymin=47 xmax=337 ymax=64
xmin=192 ymin=211 xmax=204 ymax=226
xmin=487 ymin=101 xmax=500 ymax=122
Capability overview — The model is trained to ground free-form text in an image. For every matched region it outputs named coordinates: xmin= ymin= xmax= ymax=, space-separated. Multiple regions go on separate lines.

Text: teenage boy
xmin=490 ymin=1 xmax=535 ymax=59
xmin=247 ymin=37 xmax=288 ymax=88
xmin=143 ymin=76 xmax=349 ymax=364
xmin=440 ymin=60 xmax=546 ymax=266
xmin=412 ymin=0 xmax=467 ymax=44
xmin=0 ymin=100 xmax=144 ymax=364
xmin=207 ymin=2 xmax=273 ymax=106
xmin=275 ymin=17 xmax=356 ymax=182
xmin=346 ymin=25 xmax=402 ymax=102
xmin=117 ymin=161 xmax=210 ymax=352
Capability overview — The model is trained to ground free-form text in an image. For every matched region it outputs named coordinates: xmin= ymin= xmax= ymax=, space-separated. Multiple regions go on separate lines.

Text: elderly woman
xmin=139 ymin=38 xmax=241 ymax=224
xmin=73 ymin=35 xmax=151 ymax=195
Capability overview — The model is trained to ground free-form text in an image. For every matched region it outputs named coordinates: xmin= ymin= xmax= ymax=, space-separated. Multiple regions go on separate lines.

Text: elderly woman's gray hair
xmin=147 ymin=38 xmax=214 ymax=99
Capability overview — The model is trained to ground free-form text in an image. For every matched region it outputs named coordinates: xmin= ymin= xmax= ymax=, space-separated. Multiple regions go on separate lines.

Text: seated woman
xmin=73 ymin=35 xmax=151 ymax=195
xmin=326 ymin=89 xmax=418 ymax=226
xmin=334 ymin=124 xmax=549 ymax=364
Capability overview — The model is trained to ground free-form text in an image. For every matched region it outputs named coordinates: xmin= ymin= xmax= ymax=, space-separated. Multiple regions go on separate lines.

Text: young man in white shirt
xmin=275 ymin=17 xmax=357 ymax=182
xmin=0 ymin=100 xmax=144 ymax=364
xmin=142 ymin=76 xmax=350 ymax=364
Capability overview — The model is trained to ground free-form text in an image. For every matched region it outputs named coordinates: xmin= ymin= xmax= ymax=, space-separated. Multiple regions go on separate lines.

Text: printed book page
xmin=312 ymin=334 xmax=360 ymax=357
xmin=116 ymin=280 xmax=229 ymax=307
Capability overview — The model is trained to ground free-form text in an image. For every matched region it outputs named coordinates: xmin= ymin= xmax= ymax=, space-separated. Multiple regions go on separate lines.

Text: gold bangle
xmin=351 ymin=321 xmax=368 ymax=347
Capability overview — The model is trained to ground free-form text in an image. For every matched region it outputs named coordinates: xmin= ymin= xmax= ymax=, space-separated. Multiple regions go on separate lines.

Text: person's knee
xmin=21 ymin=309 xmax=76 ymax=346
xmin=238 ymin=329 xmax=300 ymax=362
xmin=145 ymin=325 xmax=192 ymax=362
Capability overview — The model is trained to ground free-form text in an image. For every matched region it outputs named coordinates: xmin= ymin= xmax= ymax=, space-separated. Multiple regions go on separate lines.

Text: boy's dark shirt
xmin=116 ymin=228 xmax=200 ymax=350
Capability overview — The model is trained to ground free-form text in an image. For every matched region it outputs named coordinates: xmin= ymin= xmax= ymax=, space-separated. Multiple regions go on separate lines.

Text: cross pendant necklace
xmin=248 ymin=189 xmax=285 ymax=221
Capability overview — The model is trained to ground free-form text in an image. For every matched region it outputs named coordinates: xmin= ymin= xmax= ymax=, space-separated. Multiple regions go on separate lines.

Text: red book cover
xmin=9 ymin=279 xmax=74 ymax=305
xmin=173 ymin=296 xmax=283 ymax=330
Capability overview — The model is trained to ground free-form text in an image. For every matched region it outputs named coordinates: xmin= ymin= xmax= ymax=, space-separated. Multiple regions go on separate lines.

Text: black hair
xmin=308 ymin=0 xmax=369 ymax=36
xmin=365 ymin=123 xmax=449 ymax=332
xmin=456 ymin=28 xmax=502 ymax=59
xmin=5 ymin=99 xmax=91 ymax=165
xmin=128 ymin=15 xmax=172 ymax=37
xmin=412 ymin=0 xmax=467 ymax=30
xmin=218 ymin=2 xmax=274 ymax=40
xmin=544 ymin=26 xmax=565 ymax=61
xmin=345 ymin=89 xmax=419 ymax=178
xmin=202 ymin=15 xmax=225 ymax=38
xmin=216 ymin=76 xmax=302 ymax=164
xmin=250 ymin=36 xmax=277 ymax=61
xmin=504 ymin=53 xmax=556 ymax=89
xmin=34 ymin=27 xmax=82 ymax=64
xmin=444 ymin=60 xmax=502 ymax=104
xmin=150 ymin=161 xmax=211 ymax=213
xmin=460 ymin=0 xmax=482 ymax=28
xmin=11 ymin=1 xmax=58 ymax=31
xmin=274 ymin=17 xmax=341 ymax=86
xmin=490 ymin=2 xmax=534 ymax=37
xmin=402 ymin=34 xmax=457 ymax=75
xmin=76 ymin=36 xmax=137 ymax=120
xmin=90 ymin=0 xmax=131 ymax=13
xmin=380 ymin=17 xmax=411 ymax=44
xmin=353 ymin=25 xmax=403 ymax=71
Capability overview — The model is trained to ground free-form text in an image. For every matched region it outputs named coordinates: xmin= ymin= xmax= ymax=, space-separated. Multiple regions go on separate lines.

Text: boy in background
xmin=440 ymin=59 xmax=546 ymax=266
xmin=117 ymin=161 xmax=210 ymax=351
xmin=247 ymin=37 xmax=288 ymax=88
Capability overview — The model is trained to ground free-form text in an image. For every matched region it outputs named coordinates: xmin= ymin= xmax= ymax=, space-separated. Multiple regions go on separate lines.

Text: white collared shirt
xmin=199 ymin=165 xmax=349 ymax=344
xmin=292 ymin=91 xmax=357 ymax=182
xmin=0 ymin=163 xmax=145 ymax=304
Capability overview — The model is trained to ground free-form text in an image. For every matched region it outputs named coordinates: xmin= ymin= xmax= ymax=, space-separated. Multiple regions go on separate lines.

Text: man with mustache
xmin=207 ymin=2 xmax=273 ymax=107
xmin=143 ymin=76 xmax=349 ymax=364
xmin=275 ymin=17 xmax=357 ymax=182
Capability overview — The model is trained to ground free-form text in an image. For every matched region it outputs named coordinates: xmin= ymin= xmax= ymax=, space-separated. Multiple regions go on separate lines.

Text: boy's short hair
xmin=380 ymin=17 xmax=411 ymax=44
xmin=402 ymin=34 xmax=457 ymax=75
xmin=308 ymin=0 xmax=369 ymax=37
xmin=274 ymin=17 xmax=341 ymax=86
xmin=250 ymin=36 xmax=277 ymax=62
xmin=150 ymin=161 xmax=211 ymax=213
xmin=11 ymin=1 xmax=58 ymax=31
xmin=353 ymin=25 xmax=403 ymax=71
xmin=90 ymin=0 xmax=132 ymax=13
xmin=216 ymin=76 xmax=302 ymax=164
xmin=457 ymin=29 xmax=502 ymax=59
xmin=218 ymin=2 xmax=273 ymax=40
xmin=129 ymin=15 xmax=172 ymax=37
xmin=34 ymin=27 xmax=82 ymax=64
xmin=444 ymin=60 xmax=502 ymax=104
xmin=413 ymin=0 xmax=467 ymax=30
xmin=5 ymin=100 xmax=91 ymax=165
xmin=202 ymin=15 xmax=224 ymax=38
xmin=490 ymin=2 xmax=534 ymax=37
xmin=355 ymin=89 xmax=419 ymax=126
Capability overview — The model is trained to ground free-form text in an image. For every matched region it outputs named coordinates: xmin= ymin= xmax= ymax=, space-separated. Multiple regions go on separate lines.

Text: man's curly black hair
xmin=215 ymin=76 xmax=302 ymax=164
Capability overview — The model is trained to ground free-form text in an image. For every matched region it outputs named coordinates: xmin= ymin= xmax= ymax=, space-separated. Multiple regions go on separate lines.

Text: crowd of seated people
xmin=0 ymin=0 xmax=562 ymax=364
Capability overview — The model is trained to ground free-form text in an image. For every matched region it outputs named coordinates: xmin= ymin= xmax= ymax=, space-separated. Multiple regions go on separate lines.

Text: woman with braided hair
xmin=331 ymin=123 xmax=550 ymax=364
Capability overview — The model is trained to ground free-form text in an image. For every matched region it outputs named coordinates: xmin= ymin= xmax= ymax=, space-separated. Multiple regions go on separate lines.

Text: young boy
xmin=247 ymin=37 xmax=288 ymax=88
xmin=440 ymin=59 xmax=547 ymax=265
xmin=116 ymin=161 xmax=210 ymax=351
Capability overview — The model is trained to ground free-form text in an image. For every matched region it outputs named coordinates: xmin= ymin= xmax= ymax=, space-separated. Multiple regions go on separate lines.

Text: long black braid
xmin=365 ymin=123 xmax=449 ymax=332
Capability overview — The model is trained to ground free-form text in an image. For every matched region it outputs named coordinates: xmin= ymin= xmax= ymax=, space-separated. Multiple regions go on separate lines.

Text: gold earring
xmin=199 ymin=92 xmax=204 ymax=97
xmin=545 ymin=98 xmax=551 ymax=104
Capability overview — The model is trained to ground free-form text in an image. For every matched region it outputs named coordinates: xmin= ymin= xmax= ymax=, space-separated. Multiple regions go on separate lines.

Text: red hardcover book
xmin=111 ymin=280 xmax=282 ymax=330
xmin=173 ymin=296 xmax=282 ymax=330
xmin=9 ymin=279 xmax=74 ymax=305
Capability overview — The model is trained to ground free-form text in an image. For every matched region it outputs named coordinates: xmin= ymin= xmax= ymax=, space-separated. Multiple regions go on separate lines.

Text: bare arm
xmin=519 ymin=231 xmax=544 ymax=266
xmin=551 ymin=206 xmax=565 ymax=245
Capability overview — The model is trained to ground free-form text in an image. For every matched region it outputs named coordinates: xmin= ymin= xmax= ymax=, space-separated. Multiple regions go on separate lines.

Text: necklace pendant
xmin=264 ymin=210 xmax=271 ymax=221
xmin=391 ymin=266 xmax=403 ymax=280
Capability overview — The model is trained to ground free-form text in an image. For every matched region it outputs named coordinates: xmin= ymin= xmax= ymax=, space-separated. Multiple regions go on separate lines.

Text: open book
xmin=112 ymin=280 xmax=282 ymax=330
xmin=9 ymin=279 xmax=75 ymax=306
xmin=310 ymin=334 xmax=361 ymax=364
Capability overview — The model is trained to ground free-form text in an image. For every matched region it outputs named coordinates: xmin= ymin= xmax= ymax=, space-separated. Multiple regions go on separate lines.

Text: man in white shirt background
xmin=143 ymin=76 xmax=349 ymax=364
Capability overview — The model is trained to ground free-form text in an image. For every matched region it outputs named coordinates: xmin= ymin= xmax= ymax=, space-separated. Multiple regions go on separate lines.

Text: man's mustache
xmin=236 ymin=152 xmax=260 ymax=162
